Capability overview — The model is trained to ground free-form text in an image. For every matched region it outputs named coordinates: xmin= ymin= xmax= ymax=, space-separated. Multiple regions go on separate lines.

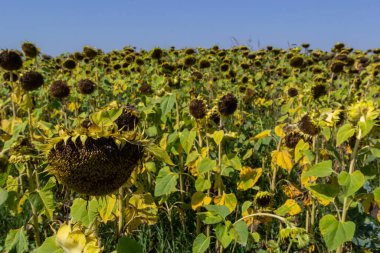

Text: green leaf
xmin=180 ymin=128 xmax=197 ymax=154
xmin=215 ymin=223 xmax=233 ymax=248
xmin=117 ymin=237 xmax=143 ymax=253
xmin=202 ymin=213 xmax=224 ymax=224
xmin=160 ymin=93 xmax=176 ymax=122
xmin=70 ymin=198 xmax=99 ymax=227
xmin=205 ymin=205 xmax=231 ymax=219
xmin=197 ymin=157 xmax=217 ymax=175
xmin=186 ymin=151 xmax=199 ymax=165
xmin=308 ymin=183 xmax=339 ymax=202
xmin=0 ymin=187 xmax=8 ymax=206
xmin=319 ymin=214 xmax=355 ymax=251
xmin=154 ymin=167 xmax=178 ymax=197
xmin=232 ymin=220 xmax=249 ymax=246
xmin=373 ymin=187 xmax=380 ymax=206
xmin=303 ymin=160 xmax=333 ymax=178
xmin=338 ymin=171 xmax=365 ymax=197
xmin=37 ymin=236 xmax=64 ymax=253
xmin=336 ymin=124 xmax=355 ymax=147
xmin=192 ymin=233 xmax=210 ymax=253
xmin=28 ymin=180 xmax=55 ymax=220
xmin=90 ymin=108 xmax=123 ymax=127
xmin=5 ymin=227 xmax=28 ymax=253
xmin=195 ymin=177 xmax=211 ymax=191
xmin=358 ymin=119 xmax=375 ymax=139
xmin=213 ymin=130 xmax=224 ymax=145
xmin=145 ymin=143 xmax=175 ymax=165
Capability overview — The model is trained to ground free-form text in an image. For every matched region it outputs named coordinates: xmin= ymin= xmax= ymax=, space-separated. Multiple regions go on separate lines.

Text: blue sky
xmin=1 ymin=0 xmax=379 ymax=56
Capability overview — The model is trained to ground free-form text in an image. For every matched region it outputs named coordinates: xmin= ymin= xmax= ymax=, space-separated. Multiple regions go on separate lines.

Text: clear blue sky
xmin=1 ymin=0 xmax=379 ymax=56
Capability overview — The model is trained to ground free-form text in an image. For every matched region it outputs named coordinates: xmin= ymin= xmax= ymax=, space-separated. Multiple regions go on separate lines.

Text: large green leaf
xmin=205 ymin=205 xmax=231 ymax=219
xmin=358 ymin=119 xmax=375 ymax=139
xmin=192 ymin=233 xmax=210 ymax=253
xmin=319 ymin=214 xmax=355 ymax=251
xmin=180 ymin=128 xmax=197 ymax=154
xmin=231 ymin=220 xmax=249 ymax=246
xmin=145 ymin=143 xmax=175 ymax=165
xmin=90 ymin=108 xmax=123 ymax=127
xmin=338 ymin=171 xmax=365 ymax=197
xmin=336 ymin=124 xmax=355 ymax=147
xmin=70 ymin=198 xmax=99 ymax=227
xmin=5 ymin=227 xmax=28 ymax=253
xmin=303 ymin=160 xmax=333 ymax=177
xmin=215 ymin=223 xmax=233 ymax=248
xmin=160 ymin=93 xmax=176 ymax=122
xmin=37 ymin=236 xmax=64 ymax=253
xmin=117 ymin=237 xmax=143 ymax=253
xmin=154 ymin=167 xmax=178 ymax=196
xmin=197 ymin=157 xmax=217 ymax=175
xmin=28 ymin=179 xmax=55 ymax=220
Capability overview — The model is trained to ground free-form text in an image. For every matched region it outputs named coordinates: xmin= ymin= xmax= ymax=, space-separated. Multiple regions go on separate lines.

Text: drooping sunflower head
xmin=20 ymin=71 xmax=44 ymax=91
xmin=254 ymin=191 xmax=273 ymax=209
xmin=189 ymin=98 xmax=207 ymax=119
xmin=77 ymin=79 xmax=96 ymax=95
xmin=62 ymin=59 xmax=77 ymax=70
xmin=49 ymin=80 xmax=70 ymax=99
xmin=289 ymin=56 xmax=304 ymax=68
xmin=114 ymin=105 xmax=140 ymax=131
xmin=218 ymin=93 xmax=238 ymax=116
xmin=0 ymin=50 xmax=23 ymax=71
xmin=348 ymin=101 xmax=379 ymax=123
xmin=287 ymin=87 xmax=299 ymax=97
xmin=298 ymin=115 xmax=320 ymax=136
xmin=311 ymin=84 xmax=327 ymax=99
xmin=21 ymin=42 xmax=39 ymax=58
xmin=150 ymin=47 xmax=163 ymax=60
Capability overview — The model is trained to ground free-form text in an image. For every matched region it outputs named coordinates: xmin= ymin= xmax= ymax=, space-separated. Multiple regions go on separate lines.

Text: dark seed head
xmin=298 ymin=115 xmax=320 ymax=136
xmin=63 ymin=59 xmax=77 ymax=70
xmin=77 ymin=79 xmax=95 ymax=94
xmin=311 ymin=84 xmax=327 ymax=99
xmin=189 ymin=99 xmax=206 ymax=119
xmin=21 ymin=42 xmax=39 ymax=58
xmin=48 ymin=137 xmax=143 ymax=195
xmin=331 ymin=61 xmax=345 ymax=73
xmin=287 ymin=88 xmax=298 ymax=97
xmin=115 ymin=105 xmax=140 ymax=131
xmin=218 ymin=93 xmax=238 ymax=116
xmin=83 ymin=46 xmax=98 ymax=58
xmin=289 ymin=56 xmax=304 ymax=68
xmin=150 ymin=48 xmax=163 ymax=60
xmin=285 ymin=132 xmax=303 ymax=148
xmin=199 ymin=59 xmax=211 ymax=69
xmin=0 ymin=50 xmax=23 ymax=71
xmin=49 ymin=80 xmax=70 ymax=99
xmin=20 ymin=71 xmax=44 ymax=91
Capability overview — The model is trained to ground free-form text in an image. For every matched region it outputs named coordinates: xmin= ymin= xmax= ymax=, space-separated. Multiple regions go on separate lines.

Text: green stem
xmin=118 ymin=186 xmax=125 ymax=236
xmin=27 ymin=164 xmax=41 ymax=246
xmin=336 ymin=135 xmax=360 ymax=253
xmin=270 ymin=137 xmax=282 ymax=192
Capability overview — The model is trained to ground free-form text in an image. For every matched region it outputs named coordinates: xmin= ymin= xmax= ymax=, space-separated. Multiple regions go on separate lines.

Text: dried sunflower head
xmin=189 ymin=99 xmax=207 ymax=119
xmin=218 ymin=93 xmax=237 ymax=116
xmin=49 ymin=80 xmax=70 ymax=99
xmin=77 ymin=79 xmax=96 ymax=95
xmin=0 ymin=50 xmax=23 ymax=71
xmin=254 ymin=191 xmax=273 ymax=209
xmin=20 ymin=71 xmax=44 ymax=91
xmin=298 ymin=115 xmax=320 ymax=136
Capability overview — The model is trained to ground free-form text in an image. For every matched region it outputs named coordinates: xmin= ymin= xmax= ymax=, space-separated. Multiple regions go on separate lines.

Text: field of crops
xmin=0 ymin=42 xmax=379 ymax=253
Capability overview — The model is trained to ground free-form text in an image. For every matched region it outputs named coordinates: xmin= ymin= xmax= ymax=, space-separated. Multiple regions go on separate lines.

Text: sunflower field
xmin=0 ymin=42 xmax=379 ymax=253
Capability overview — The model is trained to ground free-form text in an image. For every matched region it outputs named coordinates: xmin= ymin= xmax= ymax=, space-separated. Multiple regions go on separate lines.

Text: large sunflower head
xmin=0 ymin=50 xmax=23 ymax=71
xmin=189 ymin=98 xmax=207 ymax=119
xmin=20 ymin=71 xmax=44 ymax=91
xmin=218 ymin=93 xmax=237 ymax=116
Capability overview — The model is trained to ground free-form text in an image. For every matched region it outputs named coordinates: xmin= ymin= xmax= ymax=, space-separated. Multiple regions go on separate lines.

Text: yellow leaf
xmin=191 ymin=192 xmax=212 ymax=210
xmin=214 ymin=193 xmax=237 ymax=212
xmin=98 ymin=195 xmax=117 ymax=223
xmin=237 ymin=167 xmax=263 ymax=191
xmin=275 ymin=124 xmax=286 ymax=138
xmin=273 ymin=150 xmax=293 ymax=173
xmin=274 ymin=199 xmax=302 ymax=216
xmin=253 ymin=130 xmax=271 ymax=140
xmin=213 ymin=130 xmax=224 ymax=145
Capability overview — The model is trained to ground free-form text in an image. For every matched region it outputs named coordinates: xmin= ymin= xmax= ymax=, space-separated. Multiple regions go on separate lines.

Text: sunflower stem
xmin=27 ymin=163 xmax=41 ymax=247
xmin=118 ymin=186 xmax=125 ymax=236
